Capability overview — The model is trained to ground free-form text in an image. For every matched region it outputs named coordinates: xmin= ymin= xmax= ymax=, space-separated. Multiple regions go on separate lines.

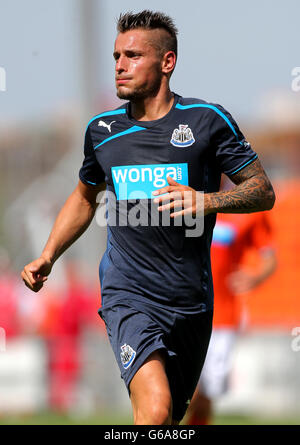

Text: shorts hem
xmin=123 ymin=343 xmax=172 ymax=394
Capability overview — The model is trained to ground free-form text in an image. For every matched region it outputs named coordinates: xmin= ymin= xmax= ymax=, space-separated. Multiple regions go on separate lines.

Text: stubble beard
xmin=116 ymin=75 xmax=162 ymax=102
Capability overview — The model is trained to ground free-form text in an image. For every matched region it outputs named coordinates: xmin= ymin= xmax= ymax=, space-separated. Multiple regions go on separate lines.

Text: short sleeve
xmin=210 ymin=104 xmax=258 ymax=176
xmin=79 ymin=126 xmax=105 ymax=186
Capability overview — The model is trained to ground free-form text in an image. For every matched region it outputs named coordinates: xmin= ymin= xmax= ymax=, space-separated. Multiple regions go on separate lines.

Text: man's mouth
xmin=116 ymin=78 xmax=131 ymax=85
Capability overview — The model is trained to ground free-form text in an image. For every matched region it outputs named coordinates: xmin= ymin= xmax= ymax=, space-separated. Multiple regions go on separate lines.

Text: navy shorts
xmin=99 ymin=299 xmax=212 ymax=421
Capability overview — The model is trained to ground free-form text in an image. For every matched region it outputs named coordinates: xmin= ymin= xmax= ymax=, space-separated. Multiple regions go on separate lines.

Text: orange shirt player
xmin=186 ymin=210 xmax=276 ymax=425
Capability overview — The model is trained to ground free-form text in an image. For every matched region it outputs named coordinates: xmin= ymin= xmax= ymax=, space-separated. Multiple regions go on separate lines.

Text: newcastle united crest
xmin=170 ymin=124 xmax=195 ymax=147
xmin=120 ymin=344 xmax=136 ymax=369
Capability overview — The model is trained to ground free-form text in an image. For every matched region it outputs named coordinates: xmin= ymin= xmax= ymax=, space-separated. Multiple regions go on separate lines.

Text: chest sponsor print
xmin=111 ymin=163 xmax=189 ymax=200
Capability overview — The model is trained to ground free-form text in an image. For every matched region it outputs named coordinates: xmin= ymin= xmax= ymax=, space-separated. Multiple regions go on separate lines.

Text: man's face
xmin=113 ymin=29 xmax=163 ymax=101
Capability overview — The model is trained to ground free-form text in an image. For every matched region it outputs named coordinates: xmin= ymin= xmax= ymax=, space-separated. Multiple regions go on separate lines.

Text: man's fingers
xmin=32 ymin=272 xmax=48 ymax=282
xmin=23 ymin=279 xmax=43 ymax=293
xmin=21 ymin=270 xmax=44 ymax=292
xmin=152 ymin=185 xmax=177 ymax=197
xmin=166 ymin=176 xmax=180 ymax=186
xmin=170 ymin=208 xmax=192 ymax=218
xmin=154 ymin=175 xmax=187 ymax=195
xmin=21 ymin=257 xmax=52 ymax=293
xmin=22 ymin=264 xmax=48 ymax=287
xmin=21 ymin=268 xmax=36 ymax=287
xmin=154 ymin=190 xmax=183 ymax=204
xmin=157 ymin=199 xmax=184 ymax=212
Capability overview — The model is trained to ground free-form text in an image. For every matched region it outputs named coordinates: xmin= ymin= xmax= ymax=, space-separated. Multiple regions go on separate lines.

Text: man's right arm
xmin=21 ymin=179 xmax=105 ymax=292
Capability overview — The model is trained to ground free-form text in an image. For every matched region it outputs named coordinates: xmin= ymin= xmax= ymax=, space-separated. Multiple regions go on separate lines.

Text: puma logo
xmin=98 ymin=120 xmax=116 ymax=133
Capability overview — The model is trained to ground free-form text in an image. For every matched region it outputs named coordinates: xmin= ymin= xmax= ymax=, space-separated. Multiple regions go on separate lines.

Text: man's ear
xmin=161 ymin=51 xmax=176 ymax=76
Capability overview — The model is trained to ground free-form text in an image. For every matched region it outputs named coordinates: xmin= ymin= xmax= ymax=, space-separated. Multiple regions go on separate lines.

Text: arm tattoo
xmin=206 ymin=159 xmax=276 ymax=214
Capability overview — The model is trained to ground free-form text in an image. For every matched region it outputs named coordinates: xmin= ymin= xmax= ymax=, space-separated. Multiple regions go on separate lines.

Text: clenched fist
xmin=21 ymin=256 xmax=53 ymax=292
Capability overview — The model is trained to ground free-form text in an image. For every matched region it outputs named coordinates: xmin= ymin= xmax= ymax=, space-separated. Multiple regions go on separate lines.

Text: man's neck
xmin=130 ymin=89 xmax=174 ymax=122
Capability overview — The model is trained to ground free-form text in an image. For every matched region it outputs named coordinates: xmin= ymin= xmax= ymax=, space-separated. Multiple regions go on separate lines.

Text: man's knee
xmin=134 ymin=394 xmax=172 ymax=425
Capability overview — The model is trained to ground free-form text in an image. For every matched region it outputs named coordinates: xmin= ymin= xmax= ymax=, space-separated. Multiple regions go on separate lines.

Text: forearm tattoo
xmin=207 ymin=159 xmax=276 ymax=214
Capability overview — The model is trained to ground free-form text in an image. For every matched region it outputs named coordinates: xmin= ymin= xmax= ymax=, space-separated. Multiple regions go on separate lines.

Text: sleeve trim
xmin=228 ymin=154 xmax=258 ymax=176
xmin=79 ymin=172 xmax=102 ymax=186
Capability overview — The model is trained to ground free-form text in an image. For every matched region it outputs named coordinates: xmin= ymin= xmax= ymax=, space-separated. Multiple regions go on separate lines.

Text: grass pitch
xmin=0 ymin=411 xmax=299 ymax=425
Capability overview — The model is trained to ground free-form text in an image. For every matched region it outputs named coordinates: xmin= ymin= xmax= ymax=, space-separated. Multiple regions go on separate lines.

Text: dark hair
xmin=117 ymin=10 xmax=178 ymax=58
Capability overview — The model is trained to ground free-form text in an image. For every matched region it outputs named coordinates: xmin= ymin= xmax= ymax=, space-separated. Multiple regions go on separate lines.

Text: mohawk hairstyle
xmin=117 ymin=10 xmax=178 ymax=58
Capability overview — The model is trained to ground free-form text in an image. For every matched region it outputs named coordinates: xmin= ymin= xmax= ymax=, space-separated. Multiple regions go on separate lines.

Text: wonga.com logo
xmin=111 ymin=163 xmax=189 ymax=200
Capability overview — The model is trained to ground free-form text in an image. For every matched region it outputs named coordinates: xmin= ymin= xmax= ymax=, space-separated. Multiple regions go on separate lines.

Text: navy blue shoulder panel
xmin=86 ymin=105 xmax=127 ymax=131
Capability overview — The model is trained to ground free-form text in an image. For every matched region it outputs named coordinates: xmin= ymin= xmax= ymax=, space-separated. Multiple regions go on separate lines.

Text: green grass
xmin=0 ymin=411 xmax=132 ymax=425
xmin=0 ymin=411 xmax=298 ymax=425
xmin=213 ymin=414 xmax=300 ymax=425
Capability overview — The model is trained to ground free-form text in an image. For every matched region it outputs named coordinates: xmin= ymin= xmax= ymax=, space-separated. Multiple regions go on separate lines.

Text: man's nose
xmin=116 ymin=55 xmax=127 ymax=73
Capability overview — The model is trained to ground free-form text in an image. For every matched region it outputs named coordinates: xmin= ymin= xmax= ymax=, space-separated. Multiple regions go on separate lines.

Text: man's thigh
xmin=129 ymin=350 xmax=173 ymax=424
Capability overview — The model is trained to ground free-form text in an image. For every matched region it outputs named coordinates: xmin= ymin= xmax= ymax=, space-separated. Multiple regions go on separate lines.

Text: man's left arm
xmin=204 ymin=158 xmax=275 ymax=214
xmin=153 ymin=158 xmax=275 ymax=217
xmin=154 ymin=103 xmax=275 ymax=217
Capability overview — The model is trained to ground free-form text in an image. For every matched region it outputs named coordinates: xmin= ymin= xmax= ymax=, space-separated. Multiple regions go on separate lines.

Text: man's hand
xmin=227 ymin=249 xmax=277 ymax=295
xmin=21 ymin=256 xmax=53 ymax=293
xmin=152 ymin=176 xmax=208 ymax=218
xmin=227 ymin=268 xmax=259 ymax=295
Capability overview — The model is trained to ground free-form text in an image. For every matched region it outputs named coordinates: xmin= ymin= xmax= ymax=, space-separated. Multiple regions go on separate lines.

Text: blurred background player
xmin=185 ymin=176 xmax=277 ymax=425
xmin=39 ymin=262 xmax=102 ymax=412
